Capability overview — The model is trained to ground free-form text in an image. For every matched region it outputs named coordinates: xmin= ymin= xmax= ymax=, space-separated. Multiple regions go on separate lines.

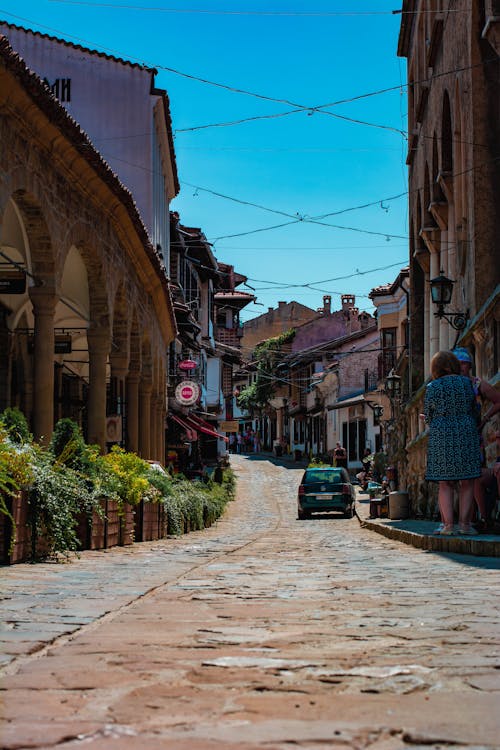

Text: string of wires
xmin=46 ymin=2 xmax=468 ymax=16
xmin=1 ymin=9 xmax=495 ymax=122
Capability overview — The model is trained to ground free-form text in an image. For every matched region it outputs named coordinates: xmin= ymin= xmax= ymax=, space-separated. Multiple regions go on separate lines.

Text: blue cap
xmin=452 ymin=347 xmax=473 ymax=364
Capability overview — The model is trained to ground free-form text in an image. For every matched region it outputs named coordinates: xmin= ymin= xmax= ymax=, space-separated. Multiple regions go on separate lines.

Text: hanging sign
xmin=0 ymin=270 xmax=26 ymax=294
xmin=54 ymin=334 xmax=72 ymax=354
xmin=178 ymin=359 xmax=197 ymax=371
xmin=175 ymin=380 xmax=200 ymax=406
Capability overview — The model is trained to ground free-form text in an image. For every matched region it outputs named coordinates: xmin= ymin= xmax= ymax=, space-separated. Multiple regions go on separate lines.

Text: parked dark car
xmin=297 ymin=467 xmax=355 ymax=519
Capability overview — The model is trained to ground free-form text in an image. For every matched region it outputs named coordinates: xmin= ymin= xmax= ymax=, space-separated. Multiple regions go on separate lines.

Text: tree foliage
xmin=237 ymin=329 xmax=295 ymax=414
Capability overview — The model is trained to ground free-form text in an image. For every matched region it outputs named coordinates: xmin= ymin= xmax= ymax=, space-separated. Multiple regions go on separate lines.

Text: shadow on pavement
xmin=229 ymin=452 xmax=307 ymax=470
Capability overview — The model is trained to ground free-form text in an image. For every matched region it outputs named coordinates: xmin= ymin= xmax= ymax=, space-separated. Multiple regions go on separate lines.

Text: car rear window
xmin=303 ymin=469 xmax=344 ymax=483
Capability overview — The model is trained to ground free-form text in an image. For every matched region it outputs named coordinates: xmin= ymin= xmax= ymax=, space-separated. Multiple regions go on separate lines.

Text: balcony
xmin=216 ymin=328 xmax=241 ymax=348
xmin=378 ymin=351 xmax=396 ymax=381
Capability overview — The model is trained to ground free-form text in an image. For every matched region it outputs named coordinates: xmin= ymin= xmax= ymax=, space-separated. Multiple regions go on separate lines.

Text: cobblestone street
xmin=1 ymin=455 xmax=500 ymax=750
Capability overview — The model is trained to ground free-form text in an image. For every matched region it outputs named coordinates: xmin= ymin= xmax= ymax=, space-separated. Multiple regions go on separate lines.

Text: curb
xmin=357 ymin=514 xmax=500 ymax=557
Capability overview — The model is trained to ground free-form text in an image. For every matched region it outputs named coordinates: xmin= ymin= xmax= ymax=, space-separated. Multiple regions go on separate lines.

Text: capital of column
xmin=87 ymin=328 xmax=111 ymax=355
xmin=28 ymin=285 xmax=57 ymax=314
xmin=109 ymin=358 xmax=129 ymax=382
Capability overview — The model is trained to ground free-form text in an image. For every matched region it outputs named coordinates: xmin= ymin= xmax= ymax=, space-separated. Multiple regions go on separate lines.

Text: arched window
xmin=442 ymin=91 xmax=453 ymax=174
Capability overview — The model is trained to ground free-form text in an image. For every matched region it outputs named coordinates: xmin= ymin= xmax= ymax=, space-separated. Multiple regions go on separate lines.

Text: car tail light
xmin=298 ymin=485 xmax=305 ymax=496
xmin=342 ymin=484 xmax=350 ymax=494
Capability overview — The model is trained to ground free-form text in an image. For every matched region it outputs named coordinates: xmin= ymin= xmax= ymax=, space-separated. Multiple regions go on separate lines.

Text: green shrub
xmin=28 ymin=446 xmax=97 ymax=558
xmin=102 ymin=446 xmax=159 ymax=507
xmin=49 ymin=418 xmax=88 ymax=471
xmin=161 ymin=469 xmax=235 ymax=536
xmin=0 ymin=407 xmax=32 ymax=445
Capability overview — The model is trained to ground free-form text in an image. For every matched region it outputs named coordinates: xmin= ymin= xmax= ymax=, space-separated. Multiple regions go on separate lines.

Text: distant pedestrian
xmin=333 ymin=441 xmax=347 ymax=469
xmin=424 ymin=350 xmax=482 ymax=536
xmin=228 ymin=433 xmax=236 ymax=454
xmin=236 ymin=432 xmax=243 ymax=454
xmin=253 ymin=431 xmax=261 ymax=453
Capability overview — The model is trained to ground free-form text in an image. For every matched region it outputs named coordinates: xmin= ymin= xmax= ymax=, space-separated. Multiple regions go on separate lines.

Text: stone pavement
xmin=355 ymin=491 xmax=500 ymax=558
xmin=1 ymin=454 xmax=500 ymax=750
xmin=261 ymin=451 xmax=500 ymax=558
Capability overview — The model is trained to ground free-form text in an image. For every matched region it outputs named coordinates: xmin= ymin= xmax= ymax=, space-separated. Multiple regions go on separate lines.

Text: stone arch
xmin=52 ymin=245 xmax=92 ymax=425
xmin=423 ymin=162 xmax=434 ymax=226
xmin=68 ymin=242 xmax=110 ymax=335
xmin=111 ymin=279 xmax=131 ymax=360
xmin=129 ymin=308 xmax=142 ymax=373
xmin=10 ymin=189 xmax=56 ymax=281
xmin=432 ymin=133 xmax=445 ymax=202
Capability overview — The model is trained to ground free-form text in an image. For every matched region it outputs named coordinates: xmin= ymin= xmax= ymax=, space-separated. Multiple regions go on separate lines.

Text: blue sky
xmin=1 ymin=1 xmax=408 ymax=320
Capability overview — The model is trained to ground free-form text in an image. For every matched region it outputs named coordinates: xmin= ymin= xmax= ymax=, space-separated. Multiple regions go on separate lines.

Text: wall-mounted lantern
xmin=430 ymin=270 xmax=469 ymax=330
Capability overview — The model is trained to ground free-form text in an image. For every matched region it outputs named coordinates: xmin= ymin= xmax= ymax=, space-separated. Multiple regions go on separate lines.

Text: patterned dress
xmin=424 ymin=374 xmax=481 ymax=481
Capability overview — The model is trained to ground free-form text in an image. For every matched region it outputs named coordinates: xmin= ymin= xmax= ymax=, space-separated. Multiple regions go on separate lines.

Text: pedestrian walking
xmin=333 ymin=441 xmax=347 ymax=469
xmin=236 ymin=432 xmax=243 ymax=454
xmin=424 ymin=350 xmax=482 ymax=536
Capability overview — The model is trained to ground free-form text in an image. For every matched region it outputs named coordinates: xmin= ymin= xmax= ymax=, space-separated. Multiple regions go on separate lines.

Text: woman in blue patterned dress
xmin=425 ymin=351 xmax=481 ymax=535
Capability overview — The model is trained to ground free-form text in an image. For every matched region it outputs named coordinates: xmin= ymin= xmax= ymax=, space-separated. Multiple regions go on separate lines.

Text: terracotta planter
xmin=76 ymin=498 xmax=120 ymax=550
xmin=143 ymin=501 xmax=160 ymax=541
xmin=0 ymin=490 xmax=50 ymax=564
xmin=135 ymin=500 xmax=165 ymax=541
xmin=105 ymin=499 xmax=119 ymax=548
xmin=1 ymin=490 xmax=31 ymax=564
xmin=119 ymin=503 xmax=135 ymax=546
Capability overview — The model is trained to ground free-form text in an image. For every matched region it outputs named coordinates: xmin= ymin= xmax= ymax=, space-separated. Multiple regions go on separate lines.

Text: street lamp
xmin=372 ymin=403 xmax=384 ymax=425
xmin=366 ymin=401 xmax=384 ymax=425
xmin=430 ymin=270 xmax=469 ymax=330
xmin=384 ymin=370 xmax=401 ymax=400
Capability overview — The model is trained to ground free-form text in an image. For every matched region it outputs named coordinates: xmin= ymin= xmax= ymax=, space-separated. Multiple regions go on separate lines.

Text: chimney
xmin=323 ymin=295 xmax=331 ymax=315
xmin=341 ymin=294 xmax=355 ymax=313
xmin=278 ymin=301 xmax=286 ymax=308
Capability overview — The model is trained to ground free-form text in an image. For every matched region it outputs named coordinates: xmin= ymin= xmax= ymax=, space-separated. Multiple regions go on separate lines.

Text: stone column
xmin=139 ymin=379 xmax=152 ymax=459
xmin=154 ymin=396 xmax=164 ymax=461
xmin=29 ymin=287 xmax=56 ymax=444
xmin=149 ymin=395 xmax=159 ymax=460
xmin=109 ymin=355 xmax=129 ymax=446
xmin=126 ymin=370 xmax=140 ymax=454
xmin=87 ymin=329 xmax=110 ymax=452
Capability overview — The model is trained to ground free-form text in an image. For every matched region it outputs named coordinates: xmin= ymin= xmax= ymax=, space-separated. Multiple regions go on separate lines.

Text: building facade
xmin=0 ymin=21 xmax=179 ymax=269
xmin=397 ymin=1 xmax=500 ymax=513
xmin=0 ymin=37 xmax=176 ymax=457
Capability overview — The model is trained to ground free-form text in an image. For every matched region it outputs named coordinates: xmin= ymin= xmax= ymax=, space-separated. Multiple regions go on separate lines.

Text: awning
xmin=184 ymin=413 xmax=229 ymax=442
xmin=168 ymin=412 xmax=197 ymax=441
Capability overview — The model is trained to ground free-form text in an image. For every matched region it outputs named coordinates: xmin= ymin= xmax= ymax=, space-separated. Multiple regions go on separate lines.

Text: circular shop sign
xmin=175 ymin=380 xmax=200 ymax=406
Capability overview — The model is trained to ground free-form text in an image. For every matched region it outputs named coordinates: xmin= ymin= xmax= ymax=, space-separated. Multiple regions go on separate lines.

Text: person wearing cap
xmin=452 ymin=348 xmax=500 ymax=429
xmin=452 ymin=347 xmax=500 ymax=529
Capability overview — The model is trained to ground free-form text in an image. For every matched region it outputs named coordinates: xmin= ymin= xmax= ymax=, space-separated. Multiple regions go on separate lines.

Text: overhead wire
xmin=46 ymin=2 xmax=468 ymax=15
xmin=1 ymin=9 xmax=495 ymax=120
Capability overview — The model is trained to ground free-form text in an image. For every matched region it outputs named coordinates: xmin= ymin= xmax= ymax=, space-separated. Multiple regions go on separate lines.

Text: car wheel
xmin=298 ymin=509 xmax=310 ymax=520
xmin=344 ymin=506 xmax=354 ymax=519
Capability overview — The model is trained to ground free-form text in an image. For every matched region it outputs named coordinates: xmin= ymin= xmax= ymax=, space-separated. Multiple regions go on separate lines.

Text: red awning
xmin=168 ymin=412 xmax=197 ymax=441
xmin=184 ymin=413 xmax=229 ymax=442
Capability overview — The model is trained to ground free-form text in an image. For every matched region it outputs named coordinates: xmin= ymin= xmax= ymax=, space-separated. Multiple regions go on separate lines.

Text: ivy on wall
xmin=237 ymin=328 xmax=295 ymax=413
